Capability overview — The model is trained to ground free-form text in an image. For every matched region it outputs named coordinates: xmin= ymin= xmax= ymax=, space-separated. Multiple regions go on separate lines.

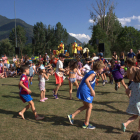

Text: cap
xmin=39 ymin=65 xmax=45 ymax=70
xmin=59 ymin=53 xmax=66 ymax=58
xmin=99 ymin=53 xmax=103 ymax=57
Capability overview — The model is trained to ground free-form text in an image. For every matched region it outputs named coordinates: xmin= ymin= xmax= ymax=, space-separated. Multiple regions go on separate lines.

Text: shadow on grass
xmin=1 ymin=84 xmax=18 ymax=87
xmin=93 ymin=101 xmax=127 ymax=115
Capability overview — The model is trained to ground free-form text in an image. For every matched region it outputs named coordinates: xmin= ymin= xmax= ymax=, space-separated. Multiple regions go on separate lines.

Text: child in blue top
xmin=68 ymin=61 xmax=105 ymax=129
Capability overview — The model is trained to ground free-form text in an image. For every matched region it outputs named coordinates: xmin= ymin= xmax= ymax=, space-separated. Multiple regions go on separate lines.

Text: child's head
xmin=85 ymin=58 xmax=92 ymax=65
xmin=39 ymin=65 xmax=45 ymax=74
xmin=133 ymin=70 xmax=140 ymax=83
xmin=127 ymin=58 xmax=135 ymax=66
xmin=69 ymin=60 xmax=78 ymax=70
xmin=21 ymin=65 xmax=29 ymax=75
xmin=110 ymin=59 xmax=115 ymax=66
xmin=130 ymin=132 xmax=140 ymax=140
xmin=92 ymin=61 xmax=105 ymax=74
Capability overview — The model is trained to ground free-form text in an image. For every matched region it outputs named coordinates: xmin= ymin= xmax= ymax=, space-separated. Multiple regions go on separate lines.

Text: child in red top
xmin=19 ymin=65 xmax=44 ymax=120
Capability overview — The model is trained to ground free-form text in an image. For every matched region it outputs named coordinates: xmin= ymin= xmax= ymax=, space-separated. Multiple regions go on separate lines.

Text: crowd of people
xmin=1 ymin=48 xmax=140 ymax=138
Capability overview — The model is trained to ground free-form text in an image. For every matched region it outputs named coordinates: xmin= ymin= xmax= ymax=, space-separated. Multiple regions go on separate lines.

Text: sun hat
xmin=39 ymin=65 xmax=45 ymax=70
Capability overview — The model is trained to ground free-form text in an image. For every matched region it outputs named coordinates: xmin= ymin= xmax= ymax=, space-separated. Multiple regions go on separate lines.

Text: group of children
xmin=1 ymin=52 xmax=140 ymax=133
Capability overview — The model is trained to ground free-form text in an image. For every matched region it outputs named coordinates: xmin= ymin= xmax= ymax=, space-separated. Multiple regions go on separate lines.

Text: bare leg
xmin=54 ymin=83 xmax=61 ymax=95
xmin=85 ymin=102 xmax=93 ymax=125
xmin=72 ymin=102 xmax=87 ymax=119
xmin=123 ymin=115 xmax=138 ymax=129
xmin=118 ymin=82 xmax=120 ymax=88
xmin=19 ymin=104 xmax=31 ymax=119
xmin=121 ymin=79 xmax=127 ymax=89
xmin=40 ymin=91 xmax=44 ymax=100
xmin=101 ymin=73 xmax=104 ymax=81
xmin=69 ymin=81 xmax=73 ymax=100
xmin=74 ymin=80 xmax=79 ymax=90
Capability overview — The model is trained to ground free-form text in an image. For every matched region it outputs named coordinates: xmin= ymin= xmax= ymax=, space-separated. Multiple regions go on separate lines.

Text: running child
xmin=110 ymin=59 xmax=127 ymax=91
xmin=38 ymin=65 xmax=49 ymax=102
xmin=68 ymin=61 xmax=105 ymax=129
xmin=121 ymin=70 xmax=140 ymax=132
xmin=53 ymin=53 xmax=66 ymax=99
xmin=68 ymin=60 xmax=83 ymax=100
xmin=18 ymin=65 xmax=44 ymax=120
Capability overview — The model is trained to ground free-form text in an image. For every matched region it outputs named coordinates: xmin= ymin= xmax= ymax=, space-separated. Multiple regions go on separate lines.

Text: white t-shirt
xmin=91 ymin=56 xmax=99 ymax=61
xmin=83 ymin=64 xmax=91 ymax=74
xmin=56 ymin=60 xmax=63 ymax=76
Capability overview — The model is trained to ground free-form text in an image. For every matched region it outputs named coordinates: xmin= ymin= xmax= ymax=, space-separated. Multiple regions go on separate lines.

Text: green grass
xmin=0 ymin=76 xmax=137 ymax=140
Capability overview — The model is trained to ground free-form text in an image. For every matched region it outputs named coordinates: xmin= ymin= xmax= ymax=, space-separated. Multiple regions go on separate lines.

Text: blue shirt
xmin=127 ymin=52 xmax=135 ymax=58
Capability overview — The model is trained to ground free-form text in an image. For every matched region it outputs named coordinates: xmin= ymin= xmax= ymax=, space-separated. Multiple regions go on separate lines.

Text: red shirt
xmin=20 ymin=74 xmax=29 ymax=94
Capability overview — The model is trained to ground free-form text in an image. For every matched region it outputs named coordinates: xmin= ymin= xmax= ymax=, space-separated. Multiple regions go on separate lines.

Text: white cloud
xmin=89 ymin=19 xmax=94 ymax=23
xmin=69 ymin=33 xmax=91 ymax=43
xmin=118 ymin=15 xmax=140 ymax=26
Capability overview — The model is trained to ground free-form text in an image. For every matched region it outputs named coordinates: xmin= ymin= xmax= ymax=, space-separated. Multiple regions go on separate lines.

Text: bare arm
xmin=85 ymin=73 xmax=96 ymax=97
xmin=43 ymin=73 xmax=49 ymax=79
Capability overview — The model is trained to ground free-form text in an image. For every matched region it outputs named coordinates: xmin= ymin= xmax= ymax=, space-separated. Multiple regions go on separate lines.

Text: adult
xmin=2 ymin=54 xmax=8 ymax=67
xmin=73 ymin=41 xmax=78 ymax=58
xmin=112 ymin=51 xmax=118 ymax=61
xmin=43 ymin=53 xmax=49 ymax=66
xmin=120 ymin=52 xmax=125 ymax=66
xmin=39 ymin=55 xmax=43 ymax=61
xmin=58 ymin=41 xmax=64 ymax=54
xmin=127 ymin=49 xmax=135 ymax=58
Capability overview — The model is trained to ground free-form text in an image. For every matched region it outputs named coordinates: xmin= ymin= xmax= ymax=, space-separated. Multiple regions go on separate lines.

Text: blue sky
xmin=0 ymin=0 xmax=140 ymax=43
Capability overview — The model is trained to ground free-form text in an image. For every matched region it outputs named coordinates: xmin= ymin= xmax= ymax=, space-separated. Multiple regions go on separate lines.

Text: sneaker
xmin=102 ymin=80 xmax=105 ymax=86
xmin=30 ymin=82 xmax=32 ymax=85
xmin=67 ymin=114 xmax=74 ymax=125
xmin=52 ymin=90 xmax=59 ymax=96
xmin=115 ymin=83 xmax=118 ymax=91
xmin=44 ymin=97 xmax=48 ymax=100
xmin=54 ymin=95 xmax=59 ymax=99
xmin=82 ymin=123 xmax=96 ymax=129
xmin=40 ymin=99 xmax=45 ymax=102
xmin=105 ymin=80 xmax=108 ymax=83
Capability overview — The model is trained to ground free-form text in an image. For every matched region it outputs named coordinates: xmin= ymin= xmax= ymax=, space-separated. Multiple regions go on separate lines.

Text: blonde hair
xmin=93 ymin=61 xmax=105 ymax=71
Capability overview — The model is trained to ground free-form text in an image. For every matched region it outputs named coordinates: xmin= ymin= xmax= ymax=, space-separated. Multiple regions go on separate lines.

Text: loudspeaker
xmin=15 ymin=47 xmax=20 ymax=54
xmin=98 ymin=43 xmax=105 ymax=52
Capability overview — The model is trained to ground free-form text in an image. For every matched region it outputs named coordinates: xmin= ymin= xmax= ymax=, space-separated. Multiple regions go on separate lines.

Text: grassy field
xmin=0 ymin=76 xmax=137 ymax=140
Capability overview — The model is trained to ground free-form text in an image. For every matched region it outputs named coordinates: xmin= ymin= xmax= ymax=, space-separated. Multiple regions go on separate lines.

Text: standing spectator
xmin=2 ymin=54 xmax=8 ymax=67
xmin=43 ymin=53 xmax=49 ymax=66
xmin=120 ymin=52 xmax=125 ymax=66
xmin=112 ymin=51 xmax=118 ymax=61
xmin=127 ymin=49 xmax=135 ymax=58
xmin=39 ymin=55 xmax=43 ymax=61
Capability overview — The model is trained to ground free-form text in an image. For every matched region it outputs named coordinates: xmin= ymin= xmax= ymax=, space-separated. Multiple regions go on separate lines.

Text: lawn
xmin=0 ymin=76 xmax=137 ymax=140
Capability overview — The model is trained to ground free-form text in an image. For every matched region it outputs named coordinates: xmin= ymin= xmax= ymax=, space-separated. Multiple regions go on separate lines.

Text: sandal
xmin=54 ymin=95 xmax=59 ymax=99
xmin=121 ymin=123 xmax=126 ymax=132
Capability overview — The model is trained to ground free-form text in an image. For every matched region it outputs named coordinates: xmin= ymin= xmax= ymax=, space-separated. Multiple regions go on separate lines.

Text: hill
xmin=0 ymin=15 xmax=82 ymax=44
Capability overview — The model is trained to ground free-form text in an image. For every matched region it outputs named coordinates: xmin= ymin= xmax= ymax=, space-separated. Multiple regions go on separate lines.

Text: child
xmin=28 ymin=61 xmax=35 ymax=85
xmin=121 ymin=70 xmax=140 ymax=132
xmin=110 ymin=59 xmax=127 ymax=91
xmin=68 ymin=61 xmax=83 ymax=100
xmin=53 ymin=53 xmax=66 ymax=99
xmin=38 ymin=65 xmax=49 ymax=102
xmin=68 ymin=61 xmax=105 ymax=129
xmin=32 ymin=63 xmax=36 ymax=75
xmin=18 ymin=65 xmax=44 ymax=120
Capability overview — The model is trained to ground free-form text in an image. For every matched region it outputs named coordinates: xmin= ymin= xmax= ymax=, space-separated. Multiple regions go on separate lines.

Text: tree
xmin=117 ymin=26 xmax=140 ymax=53
xmin=9 ymin=25 xmax=27 ymax=56
xmin=33 ymin=22 xmax=46 ymax=55
xmin=0 ymin=38 xmax=14 ymax=56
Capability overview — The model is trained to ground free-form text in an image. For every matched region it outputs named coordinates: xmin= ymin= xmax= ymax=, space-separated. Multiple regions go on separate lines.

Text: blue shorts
xmin=69 ymin=78 xmax=76 ymax=83
xmin=20 ymin=94 xmax=33 ymax=103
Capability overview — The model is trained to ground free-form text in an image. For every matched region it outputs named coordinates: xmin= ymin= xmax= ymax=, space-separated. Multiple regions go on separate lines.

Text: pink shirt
xmin=2 ymin=57 xmax=8 ymax=64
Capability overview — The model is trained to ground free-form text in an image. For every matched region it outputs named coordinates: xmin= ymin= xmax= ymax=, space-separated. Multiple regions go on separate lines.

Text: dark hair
xmin=93 ymin=61 xmax=105 ymax=71
xmin=21 ymin=65 xmax=29 ymax=73
xmin=38 ymin=68 xmax=43 ymax=74
xmin=127 ymin=58 xmax=135 ymax=66
xmin=133 ymin=70 xmax=140 ymax=83
xmin=110 ymin=59 xmax=115 ymax=65
xmin=69 ymin=60 xmax=78 ymax=70
xmin=130 ymin=132 xmax=140 ymax=140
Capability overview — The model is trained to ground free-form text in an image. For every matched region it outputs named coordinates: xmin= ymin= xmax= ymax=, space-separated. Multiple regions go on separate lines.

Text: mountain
xmin=0 ymin=15 xmax=82 ymax=44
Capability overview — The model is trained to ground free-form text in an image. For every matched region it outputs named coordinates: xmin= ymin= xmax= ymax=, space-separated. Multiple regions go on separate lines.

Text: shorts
xmin=20 ymin=94 xmax=33 ymax=103
xmin=128 ymin=81 xmax=133 ymax=86
xmin=69 ymin=78 xmax=76 ymax=83
xmin=115 ymin=78 xmax=123 ymax=83
xmin=55 ymin=73 xmax=63 ymax=84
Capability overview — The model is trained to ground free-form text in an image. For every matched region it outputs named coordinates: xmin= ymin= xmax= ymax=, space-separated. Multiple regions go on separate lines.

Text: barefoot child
xmin=68 ymin=61 xmax=105 ymax=129
xmin=18 ymin=65 xmax=44 ymax=120
xmin=68 ymin=60 xmax=83 ymax=99
xmin=38 ymin=65 xmax=49 ymax=102
xmin=121 ymin=70 xmax=140 ymax=132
